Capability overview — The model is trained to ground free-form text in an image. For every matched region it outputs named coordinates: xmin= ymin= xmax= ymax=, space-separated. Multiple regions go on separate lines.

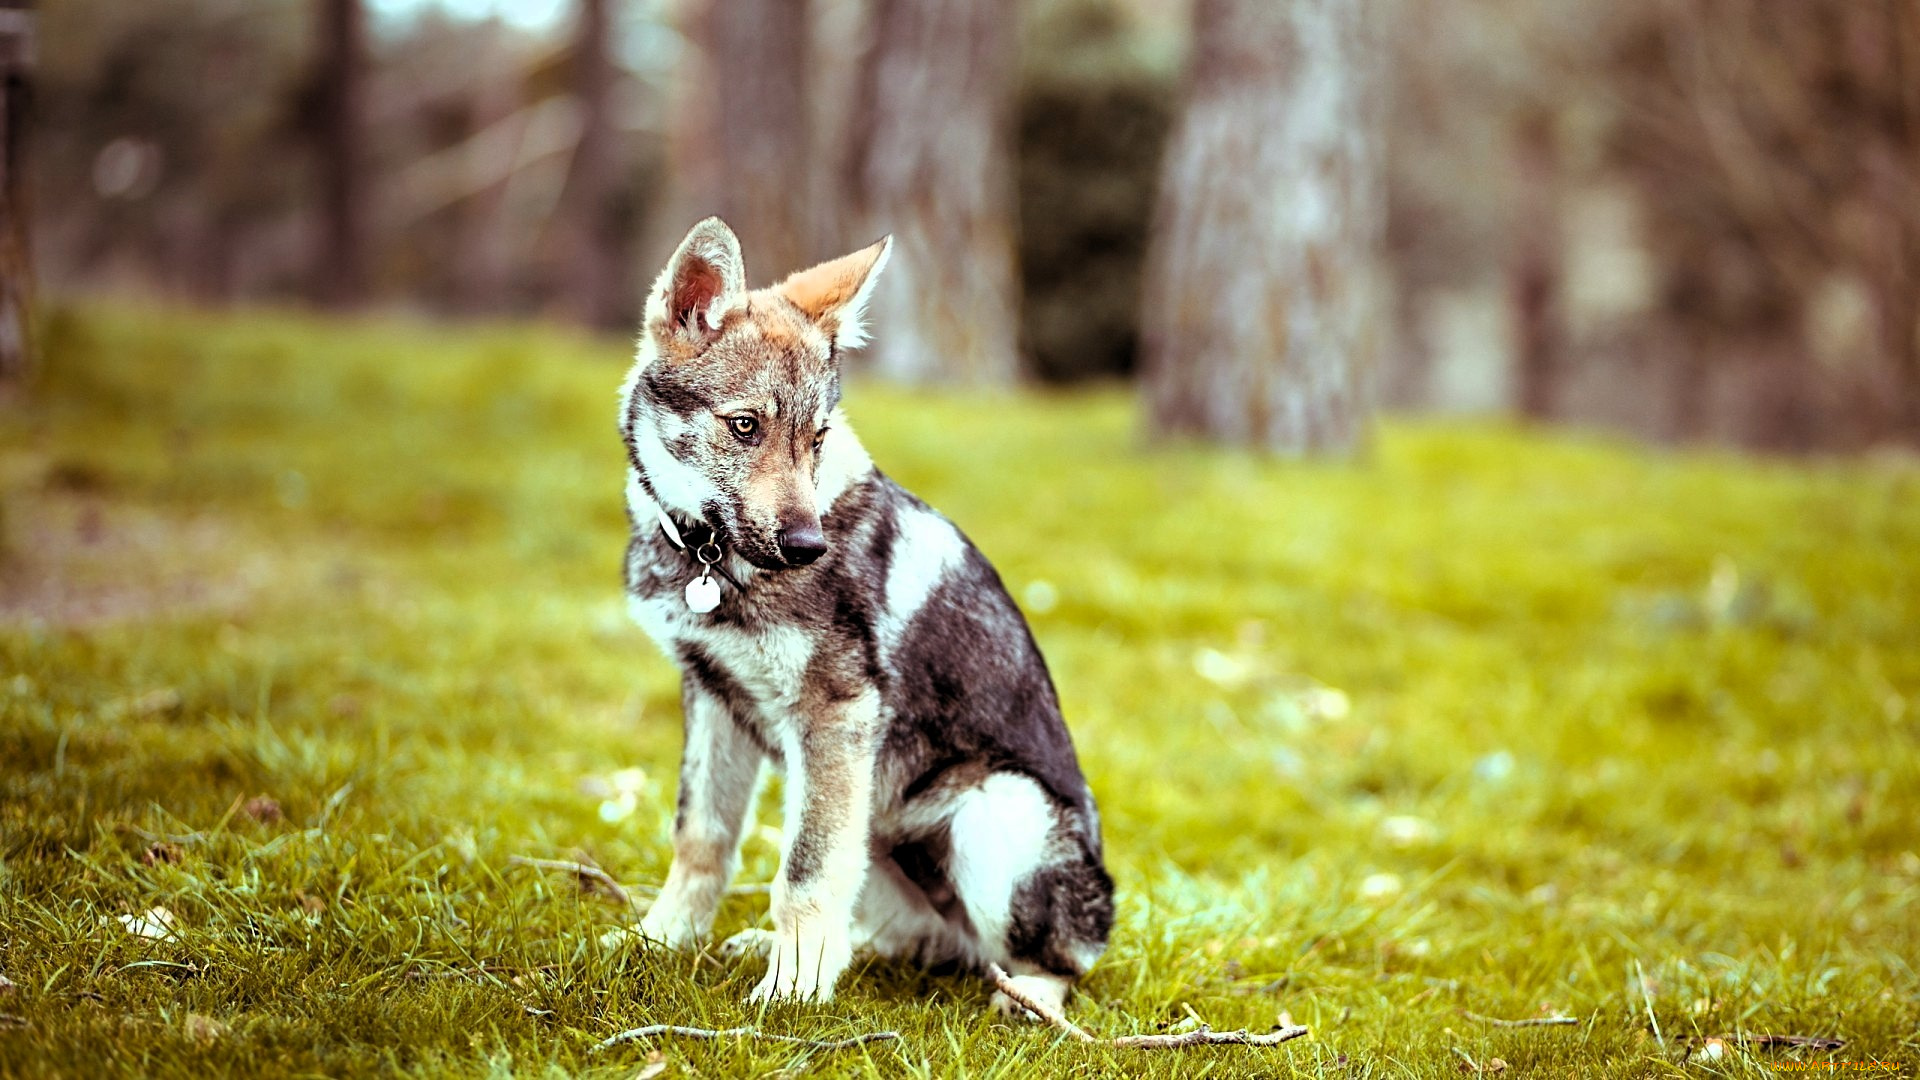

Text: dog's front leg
xmin=751 ymin=689 xmax=881 ymax=1003
xmin=640 ymin=682 xmax=763 ymax=948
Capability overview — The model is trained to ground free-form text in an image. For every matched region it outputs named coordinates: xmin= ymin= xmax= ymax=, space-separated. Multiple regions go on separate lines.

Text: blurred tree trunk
xmin=1509 ymin=109 xmax=1562 ymax=421
xmin=1379 ymin=274 xmax=1430 ymax=410
xmin=1141 ymin=0 xmax=1382 ymax=453
xmin=1667 ymin=325 xmax=1711 ymax=442
xmin=1865 ymin=141 xmax=1920 ymax=443
xmin=0 ymin=0 xmax=32 ymax=385
xmin=314 ymin=0 xmax=368 ymax=308
xmin=445 ymin=91 xmax=514 ymax=315
xmin=551 ymin=0 xmax=621 ymax=326
xmin=698 ymin=0 xmax=814 ymax=277
xmin=844 ymin=0 xmax=1020 ymax=384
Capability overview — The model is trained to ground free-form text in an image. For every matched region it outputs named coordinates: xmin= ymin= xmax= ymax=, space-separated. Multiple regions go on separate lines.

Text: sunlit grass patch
xmin=1 ymin=303 xmax=1916 ymax=1077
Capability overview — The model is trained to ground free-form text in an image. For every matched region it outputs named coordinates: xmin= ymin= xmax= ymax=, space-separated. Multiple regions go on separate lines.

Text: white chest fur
xmin=627 ymin=592 xmax=816 ymax=716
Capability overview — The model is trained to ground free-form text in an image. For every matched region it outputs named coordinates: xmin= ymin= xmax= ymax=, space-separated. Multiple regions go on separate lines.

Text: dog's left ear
xmin=776 ymin=236 xmax=892 ymax=350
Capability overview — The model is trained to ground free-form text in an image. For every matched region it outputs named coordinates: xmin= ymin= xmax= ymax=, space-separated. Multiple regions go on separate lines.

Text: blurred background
xmin=8 ymin=0 xmax=1920 ymax=452
xmin=3 ymin=5 xmax=1918 ymax=1068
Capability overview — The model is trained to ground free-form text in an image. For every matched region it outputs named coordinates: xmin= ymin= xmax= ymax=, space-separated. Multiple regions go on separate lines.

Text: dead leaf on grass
xmin=243 ymin=795 xmax=283 ymax=823
xmin=113 ymin=906 xmax=178 ymax=941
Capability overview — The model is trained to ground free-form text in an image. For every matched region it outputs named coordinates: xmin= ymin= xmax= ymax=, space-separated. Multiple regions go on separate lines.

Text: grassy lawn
xmin=2 ymin=304 xmax=1916 ymax=1078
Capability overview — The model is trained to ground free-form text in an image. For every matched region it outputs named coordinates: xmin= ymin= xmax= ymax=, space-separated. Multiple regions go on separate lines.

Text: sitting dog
xmin=617 ymin=218 xmax=1113 ymax=1013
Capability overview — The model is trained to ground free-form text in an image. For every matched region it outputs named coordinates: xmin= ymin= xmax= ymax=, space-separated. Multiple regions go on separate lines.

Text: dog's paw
xmin=637 ymin=904 xmax=705 ymax=950
xmin=990 ymin=973 xmax=1071 ymax=1021
xmin=744 ymin=931 xmax=851 ymax=1003
xmin=719 ymin=927 xmax=776 ymax=961
xmin=748 ymin=963 xmax=838 ymax=1004
xmin=598 ymin=925 xmax=646 ymax=952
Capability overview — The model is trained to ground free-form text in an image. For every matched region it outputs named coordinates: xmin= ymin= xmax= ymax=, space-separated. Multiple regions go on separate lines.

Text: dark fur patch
xmin=889 ymin=834 xmax=964 ymax=923
xmin=677 ymin=643 xmax=778 ymax=762
xmin=883 ymin=544 xmax=1096 ymax=828
xmin=643 ymin=370 xmax=711 ymax=418
xmin=1005 ymin=846 xmax=1116 ymax=976
xmin=783 ymin=836 xmax=822 ymax=887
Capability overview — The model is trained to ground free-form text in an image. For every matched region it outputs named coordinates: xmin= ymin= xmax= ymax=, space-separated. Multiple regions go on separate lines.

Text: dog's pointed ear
xmin=776 ymin=236 xmax=892 ymax=350
xmin=644 ymin=217 xmax=746 ymax=357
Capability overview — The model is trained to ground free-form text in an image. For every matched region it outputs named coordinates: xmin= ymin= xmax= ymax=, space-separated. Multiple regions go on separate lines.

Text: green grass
xmin=2 ymin=304 xmax=1917 ymax=1078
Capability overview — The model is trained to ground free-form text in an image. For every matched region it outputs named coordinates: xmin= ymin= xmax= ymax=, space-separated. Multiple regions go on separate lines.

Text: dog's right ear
xmin=643 ymin=217 xmax=746 ymax=360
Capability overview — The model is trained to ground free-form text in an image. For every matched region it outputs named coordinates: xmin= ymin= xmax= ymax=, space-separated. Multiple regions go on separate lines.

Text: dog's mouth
xmin=739 ymin=549 xmax=788 ymax=573
xmin=704 ymin=516 xmax=823 ymax=573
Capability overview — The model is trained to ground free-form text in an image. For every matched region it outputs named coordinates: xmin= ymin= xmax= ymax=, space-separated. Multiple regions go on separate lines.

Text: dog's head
xmin=621 ymin=218 xmax=891 ymax=571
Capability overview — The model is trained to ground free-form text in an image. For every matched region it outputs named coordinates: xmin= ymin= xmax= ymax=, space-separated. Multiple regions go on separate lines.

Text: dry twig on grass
xmin=1723 ymin=1033 xmax=1846 ymax=1050
xmin=984 ymin=964 xmax=1309 ymax=1051
xmin=1460 ymin=1011 xmax=1582 ymax=1028
xmin=512 ymin=856 xmax=770 ymax=911
xmin=402 ymin=963 xmax=563 ymax=983
xmin=590 ymin=1025 xmax=902 ymax=1054
xmin=986 ymin=963 xmax=1097 ymax=1042
xmin=1112 ymin=1026 xmax=1311 ymax=1049
xmin=507 ymin=856 xmax=641 ymax=911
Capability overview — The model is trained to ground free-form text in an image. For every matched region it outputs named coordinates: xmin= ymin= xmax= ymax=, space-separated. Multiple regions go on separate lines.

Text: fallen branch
xmin=403 ymin=963 xmax=562 ymax=983
xmin=591 ymin=1025 xmax=901 ymax=1054
xmin=1722 ymin=1033 xmax=1846 ymax=1051
xmin=1461 ymin=1011 xmax=1581 ymax=1028
xmin=986 ymin=963 xmax=1096 ymax=1042
xmin=984 ymin=963 xmax=1308 ymax=1051
xmin=1113 ymin=1025 xmax=1310 ymax=1049
xmin=508 ymin=856 xmax=640 ymax=911
xmin=511 ymin=857 xmax=770 ymax=911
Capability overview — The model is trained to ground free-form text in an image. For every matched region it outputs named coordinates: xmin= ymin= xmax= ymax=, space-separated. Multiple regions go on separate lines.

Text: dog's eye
xmin=813 ymin=427 xmax=829 ymax=451
xmin=727 ymin=415 xmax=758 ymax=441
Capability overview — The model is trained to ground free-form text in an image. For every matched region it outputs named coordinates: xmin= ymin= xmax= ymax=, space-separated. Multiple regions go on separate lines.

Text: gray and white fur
xmin=616 ymin=218 xmax=1112 ymax=1014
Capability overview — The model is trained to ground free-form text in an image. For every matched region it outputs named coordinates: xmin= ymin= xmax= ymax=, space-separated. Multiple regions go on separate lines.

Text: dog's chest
xmin=627 ymin=587 xmax=815 ymax=714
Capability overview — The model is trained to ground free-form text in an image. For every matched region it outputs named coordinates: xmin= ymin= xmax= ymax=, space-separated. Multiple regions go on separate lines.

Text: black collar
xmin=654 ymin=509 xmax=746 ymax=592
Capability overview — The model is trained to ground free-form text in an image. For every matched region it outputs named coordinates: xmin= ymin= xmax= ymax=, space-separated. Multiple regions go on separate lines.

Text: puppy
xmin=618 ymin=218 xmax=1112 ymax=1014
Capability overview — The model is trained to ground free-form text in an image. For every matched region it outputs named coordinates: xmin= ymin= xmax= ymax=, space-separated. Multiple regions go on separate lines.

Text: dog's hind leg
xmin=640 ymin=682 xmax=764 ymax=948
xmin=942 ymin=773 xmax=1114 ymax=1018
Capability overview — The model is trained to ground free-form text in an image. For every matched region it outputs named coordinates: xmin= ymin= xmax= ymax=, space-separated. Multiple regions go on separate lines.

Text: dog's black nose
xmin=777 ymin=525 xmax=828 ymax=567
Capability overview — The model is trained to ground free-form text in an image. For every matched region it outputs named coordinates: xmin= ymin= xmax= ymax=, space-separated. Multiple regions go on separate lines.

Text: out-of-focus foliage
xmin=1379 ymin=0 xmax=1920 ymax=449
xmin=35 ymin=0 xmax=669 ymax=318
xmin=2 ymin=305 xmax=1916 ymax=1074
xmin=1605 ymin=1 xmax=1920 ymax=449
xmin=26 ymin=0 xmax=1920 ymax=445
xmin=37 ymin=0 xmax=312 ymax=298
xmin=1017 ymin=0 xmax=1173 ymax=383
